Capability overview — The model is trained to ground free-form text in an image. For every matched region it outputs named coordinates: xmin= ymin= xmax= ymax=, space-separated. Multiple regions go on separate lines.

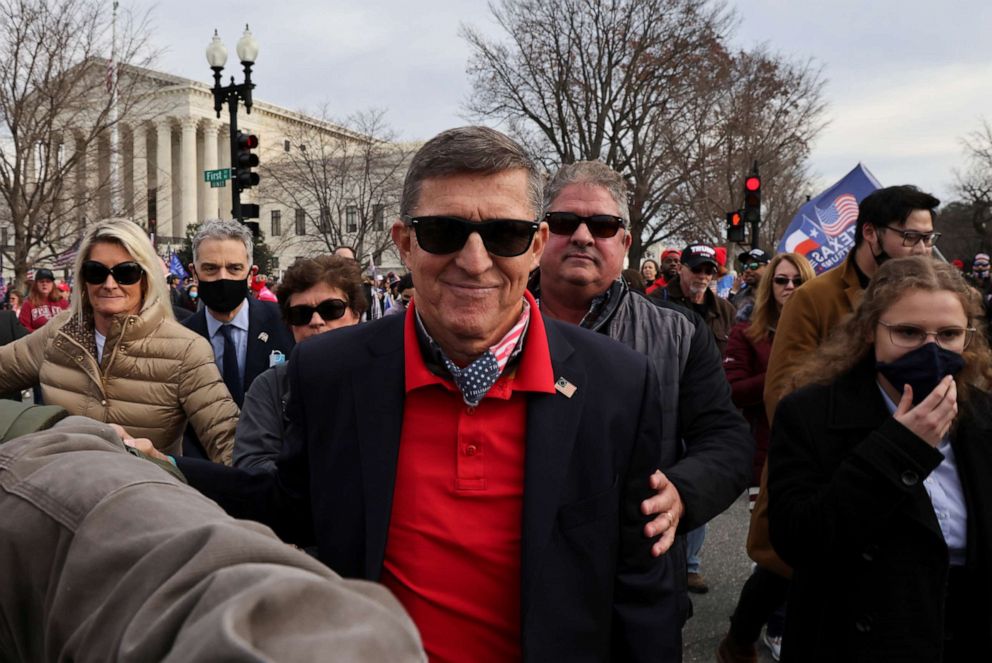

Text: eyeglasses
xmin=286 ymin=298 xmax=349 ymax=326
xmin=403 ymin=215 xmax=539 ymax=257
xmin=742 ymin=262 xmax=765 ymax=271
xmin=878 ymin=227 xmax=941 ymax=247
xmin=544 ymin=211 xmax=626 ymax=238
xmin=81 ymin=260 xmax=144 ymax=285
xmin=690 ymin=265 xmax=717 ymax=276
xmin=878 ymin=320 xmax=975 ymax=350
xmin=772 ymin=276 xmax=804 ymax=287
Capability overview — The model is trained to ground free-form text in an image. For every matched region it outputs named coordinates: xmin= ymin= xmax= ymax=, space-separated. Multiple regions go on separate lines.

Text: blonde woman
xmin=0 ymin=219 xmax=238 ymax=463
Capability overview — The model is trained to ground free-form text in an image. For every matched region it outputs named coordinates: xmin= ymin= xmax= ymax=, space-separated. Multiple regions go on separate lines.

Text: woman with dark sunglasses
xmin=718 ymin=251 xmax=814 ymax=663
xmin=766 ymin=257 xmax=992 ymax=662
xmin=233 ymin=255 xmax=368 ymax=472
xmin=0 ymin=219 xmax=240 ymax=463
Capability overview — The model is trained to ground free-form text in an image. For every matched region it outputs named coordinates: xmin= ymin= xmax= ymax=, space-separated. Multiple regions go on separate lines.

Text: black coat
xmin=0 ymin=311 xmax=28 ymax=401
xmin=768 ymin=359 xmax=992 ymax=662
xmin=180 ymin=312 xmax=683 ymax=661
xmin=182 ymin=297 xmax=294 ymax=399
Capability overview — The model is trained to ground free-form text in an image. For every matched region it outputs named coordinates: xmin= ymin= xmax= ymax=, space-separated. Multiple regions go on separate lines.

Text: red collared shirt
xmin=380 ymin=291 xmax=556 ymax=663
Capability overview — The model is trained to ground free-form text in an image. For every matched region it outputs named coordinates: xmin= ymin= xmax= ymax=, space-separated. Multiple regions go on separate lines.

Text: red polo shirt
xmin=380 ymin=291 xmax=556 ymax=663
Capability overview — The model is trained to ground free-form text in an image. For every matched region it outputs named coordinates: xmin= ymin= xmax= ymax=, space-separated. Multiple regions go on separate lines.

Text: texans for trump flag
xmin=777 ymin=164 xmax=881 ymax=274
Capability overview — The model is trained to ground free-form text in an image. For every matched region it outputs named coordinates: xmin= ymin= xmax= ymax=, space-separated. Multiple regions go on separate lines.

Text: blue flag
xmin=776 ymin=164 xmax=881 ymax=274
xmin=168 ymin=252 xmax=189 ymax=280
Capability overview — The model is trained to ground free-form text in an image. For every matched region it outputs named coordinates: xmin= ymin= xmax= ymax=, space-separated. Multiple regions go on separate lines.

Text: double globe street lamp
xmin=206 ymin=25 xmax=261 ymax=232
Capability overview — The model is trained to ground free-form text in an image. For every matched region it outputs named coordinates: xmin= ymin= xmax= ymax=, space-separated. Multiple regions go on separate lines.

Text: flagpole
xmin=109 ymin=0 xmax=121 ymax=216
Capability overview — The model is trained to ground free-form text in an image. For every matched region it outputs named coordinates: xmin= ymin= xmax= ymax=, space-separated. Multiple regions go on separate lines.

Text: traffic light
xmin=726 ymin=210 xmax=745 ymax=242
xmin=743 ymin=173 xmax=761 ymax=224
xmin=233 ymin=131 xmax=260 ymax=192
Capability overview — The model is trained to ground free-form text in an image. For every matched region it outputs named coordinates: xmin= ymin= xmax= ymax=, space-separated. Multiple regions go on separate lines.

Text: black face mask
xmin=196 ymin=277 xmax=249 ymax=314
xmin=876 ymin=342 xmax=965 ymax=406
xmin=870 ymin=234 xmax=891 ymax=267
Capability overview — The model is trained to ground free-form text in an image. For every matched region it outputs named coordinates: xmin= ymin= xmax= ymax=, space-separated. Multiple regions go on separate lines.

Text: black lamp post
xmin=206 ymin=25 xmax=259 ymax=226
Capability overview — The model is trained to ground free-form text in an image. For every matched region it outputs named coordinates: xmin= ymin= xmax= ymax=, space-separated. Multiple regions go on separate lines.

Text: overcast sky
xmin=137 ymin=0 xmax=992 ymax=202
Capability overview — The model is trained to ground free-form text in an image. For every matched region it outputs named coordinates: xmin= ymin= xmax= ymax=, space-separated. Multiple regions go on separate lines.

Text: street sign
xmin=203 ymin=168 xmax=231 ymax=183
xmin=210 ymin=180 xmax=226 ymax=188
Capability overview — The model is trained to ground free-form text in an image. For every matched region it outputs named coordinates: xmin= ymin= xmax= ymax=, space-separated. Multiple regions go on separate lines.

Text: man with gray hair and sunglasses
xmin=531 ymin=159 xmax=752 ymax=635
xmin=143 ymin=126 xmax=676 ymax=661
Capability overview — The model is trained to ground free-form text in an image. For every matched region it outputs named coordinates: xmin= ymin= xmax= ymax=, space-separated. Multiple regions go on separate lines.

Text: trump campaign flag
xmin=776 ymin=163 xmax=881 ymax=274
xmin=168 ymin=252 xmax=189 ymax=280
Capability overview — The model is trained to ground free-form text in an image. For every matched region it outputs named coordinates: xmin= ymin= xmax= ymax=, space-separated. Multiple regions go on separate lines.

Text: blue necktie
xmin=220 ymin=324 xmax=244 ymax=406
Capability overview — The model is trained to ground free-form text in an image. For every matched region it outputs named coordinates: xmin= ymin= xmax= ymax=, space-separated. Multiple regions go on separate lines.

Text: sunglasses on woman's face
xmin=772 ymin=276 xmax=803 ymax=287
xmin=286 ymin=298 xmax=349 ymax=326
xmin=80 ymin=260 xmax=144 ymax=285
xmin=403 ymin=215 xmax=539 ymax=257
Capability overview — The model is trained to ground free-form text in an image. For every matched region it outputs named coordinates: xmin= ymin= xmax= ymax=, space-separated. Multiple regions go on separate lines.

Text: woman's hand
xmin=893 ymin=375 xmax=957 ymax=447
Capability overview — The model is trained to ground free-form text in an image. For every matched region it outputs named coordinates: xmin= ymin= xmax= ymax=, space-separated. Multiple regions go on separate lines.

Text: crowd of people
xmin=0 ymin=126 xmax=990 ymax=663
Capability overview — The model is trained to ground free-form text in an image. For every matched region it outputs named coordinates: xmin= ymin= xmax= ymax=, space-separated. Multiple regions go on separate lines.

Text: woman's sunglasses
xmin=286 ymin=298 xmax=349 ymax=326
xmin=772 ymin=276 xmax=804 ymax=287
xmin=403 ymin=215 xmax=539 ymax=258
xmin=81 ymin=260 xmax=144 ymax=285
xmin=544 ymin=211 xmax=626 ymax=238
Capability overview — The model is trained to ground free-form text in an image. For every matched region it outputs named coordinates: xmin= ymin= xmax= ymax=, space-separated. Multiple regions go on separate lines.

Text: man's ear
xmin=392 ymin=219 xmax=412 ymax=266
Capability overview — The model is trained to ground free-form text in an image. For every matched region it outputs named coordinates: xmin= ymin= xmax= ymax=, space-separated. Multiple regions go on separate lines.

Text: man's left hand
xmin=641 ymin=470 xmax=684 ymax=557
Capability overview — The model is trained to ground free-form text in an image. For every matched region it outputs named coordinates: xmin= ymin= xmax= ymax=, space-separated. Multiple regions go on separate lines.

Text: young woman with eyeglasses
xmin=718 ymin=252 xmax=815 ymax=662
xmin=766 ymin=256 xmax=992 ymax=662
xmin=232 ymin=255 xmax=368 ymax=472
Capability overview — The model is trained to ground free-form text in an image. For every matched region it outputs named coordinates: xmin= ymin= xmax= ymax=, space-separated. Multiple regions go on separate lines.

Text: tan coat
xmin=0 ymin=307 xmax=237 ymax=463
xmin=763 ymin=253 xmax=865 ymax=423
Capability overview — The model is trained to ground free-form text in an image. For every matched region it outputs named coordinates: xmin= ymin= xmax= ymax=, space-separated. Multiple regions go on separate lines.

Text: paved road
xmin=683 ymin=493 xmax=777 ymax=663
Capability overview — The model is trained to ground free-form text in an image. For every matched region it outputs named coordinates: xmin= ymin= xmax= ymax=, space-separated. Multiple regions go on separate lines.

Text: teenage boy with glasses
xmin=764 ymin=184 xmax=940 ymax=420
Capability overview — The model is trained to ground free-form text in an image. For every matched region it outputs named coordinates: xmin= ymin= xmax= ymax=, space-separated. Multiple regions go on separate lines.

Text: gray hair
xmin=192 ymin=219 xmax=254 ymax=265
xmin=400 ymin=126 xmax=544 ymax=218
xmin=544 ymin=160 xmax=630 ymax=222
xmin=69 ymin=218 xmax=173 ymax=323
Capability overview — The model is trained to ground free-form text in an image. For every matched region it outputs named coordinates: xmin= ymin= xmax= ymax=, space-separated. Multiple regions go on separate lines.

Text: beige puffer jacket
xmin=0 ymin=307 xmax=237 ymax=464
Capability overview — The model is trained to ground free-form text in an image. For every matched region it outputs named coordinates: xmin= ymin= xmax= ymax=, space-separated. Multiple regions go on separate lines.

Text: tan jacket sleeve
xmin=763 ymin=286 xmax=822 ymax=423
xmin=0 ymin=320 xmax=55 ymax=394
xmin=177 ymin=334 xmax=239 ymax=465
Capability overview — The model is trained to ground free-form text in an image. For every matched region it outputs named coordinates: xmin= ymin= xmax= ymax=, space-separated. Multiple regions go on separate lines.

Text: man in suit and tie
xmin=182 ymin=219 xmax=293 ymax=458
xmin=151 ymin=127 xmax=677 ymax=661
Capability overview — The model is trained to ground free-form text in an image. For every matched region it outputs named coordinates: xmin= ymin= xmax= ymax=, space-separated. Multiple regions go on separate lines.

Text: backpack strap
xmin=0 ymin=400 xmax=69 ymax=443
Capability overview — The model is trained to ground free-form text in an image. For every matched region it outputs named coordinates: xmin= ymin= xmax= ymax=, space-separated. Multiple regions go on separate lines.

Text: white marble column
xmin=155 ymin=119 xmax=174 ymax=240
xmin=201 ymin=119 xmax=220 ymax=220
xmin=131 ymin=123 xmax=147 ymax=227
xmin=180 ymin=117 xmax=199 ymax=238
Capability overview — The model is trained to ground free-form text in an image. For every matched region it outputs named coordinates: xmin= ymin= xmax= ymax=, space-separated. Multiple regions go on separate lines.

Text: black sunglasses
xmin=773 ymin=276 xmax=803 ymax=286
xmin=544 ymin=211 xmax=626 ymax=238
xmin=286 ymin=298 xmax=349 ymax=326
xmin=81 ymin=260 xmax=144 ymax=285
xmin=403 ymin=215 xmax=539 ymax=258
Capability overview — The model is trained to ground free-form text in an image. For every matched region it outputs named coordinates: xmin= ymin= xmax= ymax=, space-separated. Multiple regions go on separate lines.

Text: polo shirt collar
xmin=404 ymin=289 xmax=555 ymax=397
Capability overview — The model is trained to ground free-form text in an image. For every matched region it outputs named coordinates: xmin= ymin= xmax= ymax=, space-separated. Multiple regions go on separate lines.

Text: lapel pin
xmin=258 ymin=332 xmax=269 ymax=343
xmin=555 ymin=377 xmax=577 ymax=398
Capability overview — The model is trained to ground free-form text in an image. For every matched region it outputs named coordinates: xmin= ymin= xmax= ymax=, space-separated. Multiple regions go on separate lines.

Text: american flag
xmin=815 ymin=193 xmax=859 ymax=237
xmin=52 ymin=237 xmax=81 ymax=269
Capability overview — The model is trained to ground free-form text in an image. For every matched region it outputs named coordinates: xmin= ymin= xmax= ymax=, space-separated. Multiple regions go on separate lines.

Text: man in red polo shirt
xmin=173 ymin=126 xmax=673 ymax=661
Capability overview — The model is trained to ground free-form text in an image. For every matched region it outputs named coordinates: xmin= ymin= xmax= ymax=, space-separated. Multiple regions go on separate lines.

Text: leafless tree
xmin=261 ymin=108 xmax=411 ymax=267
xmin=462 ymin=0 xmax=826 ymax=262
xmin=0 ymin=0 xmax=155 ymax=290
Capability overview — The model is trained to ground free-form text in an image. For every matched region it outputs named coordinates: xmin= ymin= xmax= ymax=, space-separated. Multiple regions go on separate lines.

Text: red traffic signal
xmin=745 ymin=176 xmax=761 ymax=192
xmin=234 ymin=131 xmax=260 ymax=190
xmin=729 ymin=211 xmax=743 ymax=226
